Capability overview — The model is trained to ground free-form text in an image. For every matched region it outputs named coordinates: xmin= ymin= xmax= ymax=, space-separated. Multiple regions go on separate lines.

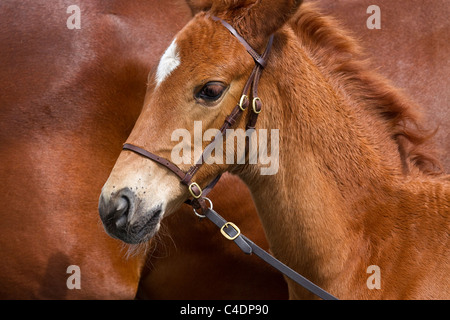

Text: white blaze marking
xmin=155 ymin=39 xmax=181 ymax=86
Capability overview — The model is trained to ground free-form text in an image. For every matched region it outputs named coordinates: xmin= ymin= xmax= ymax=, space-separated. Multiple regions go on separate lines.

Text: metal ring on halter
xmin=193 ymin=197 xmax=213 ymax=219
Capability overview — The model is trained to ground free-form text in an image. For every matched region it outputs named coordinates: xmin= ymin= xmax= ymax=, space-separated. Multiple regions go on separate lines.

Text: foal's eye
xmin=195 ymin=82 xmax=227 ymax=104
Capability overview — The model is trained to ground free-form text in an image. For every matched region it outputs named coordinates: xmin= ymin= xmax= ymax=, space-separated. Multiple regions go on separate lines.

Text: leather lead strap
xmin=204 ymin=208 xmax=339 ymax=301
xmin=204 ymin=208 xmax=252 ymax=254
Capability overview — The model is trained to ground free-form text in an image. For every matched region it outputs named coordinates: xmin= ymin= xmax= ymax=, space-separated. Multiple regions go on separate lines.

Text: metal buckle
xmin=252 ymin=97 xmax=262 ymax=114
xmin=220 ymin=222 xmax=241 ymax=241
xmin=239 ymin=95 xmax=249 ymax=111
xmin=188 ymin=182 xmax=202 ymax=199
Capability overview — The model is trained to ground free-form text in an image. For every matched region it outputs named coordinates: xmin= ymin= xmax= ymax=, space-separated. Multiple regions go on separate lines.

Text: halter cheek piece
xmin=121 ymin=16 xmax=339 ymax=300
xmin=123 ymin=15 xmax=274 ymax=211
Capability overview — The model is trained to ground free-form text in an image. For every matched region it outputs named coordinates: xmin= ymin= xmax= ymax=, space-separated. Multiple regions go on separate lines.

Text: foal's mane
xmin=289 ymin=3 xmax=443 ymax=175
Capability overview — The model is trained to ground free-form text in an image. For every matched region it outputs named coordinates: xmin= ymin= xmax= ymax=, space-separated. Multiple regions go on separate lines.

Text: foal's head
xmin=99 ymin=0 xmax=302 ymax=243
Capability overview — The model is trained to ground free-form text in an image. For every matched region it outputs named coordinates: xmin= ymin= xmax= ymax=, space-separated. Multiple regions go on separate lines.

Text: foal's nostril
xmin=99 ymin=187 xmax=135 ymax=231
xmin=112 ymin=188 xmax=135 ymax=228
xmin=114 ymin=196 xmax=129 ymax=229
xmin=115 ymin=196 xmax=128 ymax=213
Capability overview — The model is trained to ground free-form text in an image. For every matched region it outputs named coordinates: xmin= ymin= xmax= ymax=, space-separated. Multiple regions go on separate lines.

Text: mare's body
xmin=0 ymin=0 xmax=191 ymax=299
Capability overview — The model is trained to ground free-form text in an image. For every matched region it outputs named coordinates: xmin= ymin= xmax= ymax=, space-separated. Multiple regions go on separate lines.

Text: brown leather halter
xmin=123 ymin=15 xmax=274 ymax=212
xmin=122 ymin=16 xmax=338 ymax=300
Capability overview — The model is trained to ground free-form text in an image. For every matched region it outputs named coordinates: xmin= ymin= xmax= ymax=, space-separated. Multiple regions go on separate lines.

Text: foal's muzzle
xmin=98 ymin=187 xmax=162 ymax=244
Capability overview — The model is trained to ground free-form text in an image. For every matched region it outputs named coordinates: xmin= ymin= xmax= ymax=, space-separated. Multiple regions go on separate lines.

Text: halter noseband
xmin=123 ymin=15 xmax=274 ymax=212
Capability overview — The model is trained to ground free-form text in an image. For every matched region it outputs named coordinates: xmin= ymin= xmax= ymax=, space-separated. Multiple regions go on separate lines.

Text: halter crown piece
xmin=123 ymin=15 xmax=274 ymax=212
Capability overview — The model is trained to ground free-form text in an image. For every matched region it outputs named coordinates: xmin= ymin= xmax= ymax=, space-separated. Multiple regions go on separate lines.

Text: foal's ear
xmin=186 ymin=0 xmax=213 ymax=14
xmin=212 ymin=0 xmax=303 ymax=49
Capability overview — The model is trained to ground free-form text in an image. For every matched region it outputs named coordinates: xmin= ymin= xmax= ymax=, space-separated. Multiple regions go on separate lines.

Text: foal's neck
xmin=237 ymin=35 xmax=407 ymax=298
